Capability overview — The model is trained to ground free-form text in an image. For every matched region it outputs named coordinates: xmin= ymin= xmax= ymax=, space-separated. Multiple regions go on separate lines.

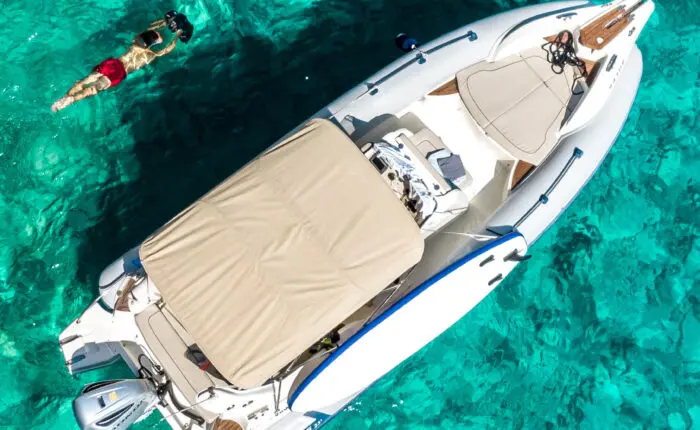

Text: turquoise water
xmin=0 ymin=0 xmax=697 ymax=428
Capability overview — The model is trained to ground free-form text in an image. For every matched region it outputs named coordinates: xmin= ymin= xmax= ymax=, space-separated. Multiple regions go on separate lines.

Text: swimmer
xmin=51 ymin=26 xmax=181 ymax=112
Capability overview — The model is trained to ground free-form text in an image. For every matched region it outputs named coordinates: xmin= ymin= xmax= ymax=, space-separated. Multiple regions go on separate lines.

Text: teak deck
xmin=213 ymin=420 xmax=243 ymax=430
xmin=511 ymin=161 xmax=535 ymax=189
xmin=114 ymin=277 xmax=136 ymax=312
xmin=429 ymin=78 xmax=459 ymax=96
xmin=579 ymin=6 xmax=631 ymax=50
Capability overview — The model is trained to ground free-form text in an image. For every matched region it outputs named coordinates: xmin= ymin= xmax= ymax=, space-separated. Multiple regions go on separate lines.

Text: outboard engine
xmin=73 ymin=379 xmax=158 ymax=430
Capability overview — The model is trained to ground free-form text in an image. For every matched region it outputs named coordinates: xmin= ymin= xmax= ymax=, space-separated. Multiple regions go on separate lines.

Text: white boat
xmin=58 ymin=1 xmax=654 ymax=429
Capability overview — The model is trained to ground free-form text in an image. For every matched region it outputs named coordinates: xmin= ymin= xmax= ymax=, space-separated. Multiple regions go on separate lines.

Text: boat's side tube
xmin=318 ymin=1 xmax=591 ymax=122
xmin=288 ymin=233 xmax=528 ymax=413
xmin=489 ymin=46 xmax=644 ymax=244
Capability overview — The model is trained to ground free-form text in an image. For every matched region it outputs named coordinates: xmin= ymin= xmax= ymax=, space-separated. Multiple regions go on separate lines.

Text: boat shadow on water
xmin=74 ymin=0 xmax=544 ymax=296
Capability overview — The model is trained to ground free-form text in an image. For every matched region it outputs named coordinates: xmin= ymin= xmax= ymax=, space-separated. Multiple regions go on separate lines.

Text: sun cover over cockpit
xmin=139 ymin=119 xmax=424 ymax=389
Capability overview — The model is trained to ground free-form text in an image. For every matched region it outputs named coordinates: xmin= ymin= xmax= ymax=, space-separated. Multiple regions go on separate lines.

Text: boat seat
xmin=396 ymin=129 xmax=473 ymax=190
xmin=394 ymin=133 xmax=452 ymax=193
xmin=456 ymin=47 xmax=582 ymax=165
xmin=135 ymin=304 xmax=226 ymax=423
xmin=409 ymin=128 xmax=448 ymax=158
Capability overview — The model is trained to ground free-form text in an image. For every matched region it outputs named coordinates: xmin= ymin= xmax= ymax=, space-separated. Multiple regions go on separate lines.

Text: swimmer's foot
xmin=51 ymin=96 xmax=74 ymax=113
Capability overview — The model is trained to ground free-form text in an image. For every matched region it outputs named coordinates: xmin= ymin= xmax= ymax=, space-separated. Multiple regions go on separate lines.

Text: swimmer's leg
xmin=53 ymin=76 xmax=110 ymax=112
xmin=67 ymin=72 xmax=103 ymax=96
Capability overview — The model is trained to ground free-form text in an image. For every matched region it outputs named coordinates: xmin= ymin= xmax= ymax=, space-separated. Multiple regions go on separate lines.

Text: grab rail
xmin=357 ymin=30 xmax=480 ymax=100
xmin=487 ymin=2 xmax=595 ymax=60
xmin=513 ymin=147 xmax=583 ymax=229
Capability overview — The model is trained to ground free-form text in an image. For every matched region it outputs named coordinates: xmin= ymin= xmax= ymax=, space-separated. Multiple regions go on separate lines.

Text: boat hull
xmin=289 ymin=233 xmax=528 ymax=413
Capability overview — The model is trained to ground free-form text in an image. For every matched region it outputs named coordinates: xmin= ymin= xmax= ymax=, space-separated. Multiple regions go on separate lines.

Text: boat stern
xmin=58 ymin=301 xmax=142 ymax=375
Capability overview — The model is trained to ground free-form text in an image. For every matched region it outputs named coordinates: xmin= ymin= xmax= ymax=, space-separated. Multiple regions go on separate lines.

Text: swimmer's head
xmin=135 ymin=30 xmax=163 ymax=48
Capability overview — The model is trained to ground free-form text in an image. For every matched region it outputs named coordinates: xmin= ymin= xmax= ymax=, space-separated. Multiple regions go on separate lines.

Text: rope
xmin=137 ymin=353 xmax=206 ymax=427
xmin=418 ymin=229 xmax=500 ymax=242
xmin=272 ymin=379 xmax=282 ymax=414
xmin=158 ymin=390 xmax=215 ymax=423
xmin=541 ymin=30 xmax=588 ymax=95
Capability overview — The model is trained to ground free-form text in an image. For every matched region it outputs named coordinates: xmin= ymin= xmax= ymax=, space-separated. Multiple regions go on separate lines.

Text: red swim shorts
xmin=93 ymin=58 xmax=127 ymax=87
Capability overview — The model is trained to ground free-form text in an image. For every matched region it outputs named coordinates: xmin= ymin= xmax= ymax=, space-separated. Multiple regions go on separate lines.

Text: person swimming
xmin=51 ymin=23 xmax=182 ymax=112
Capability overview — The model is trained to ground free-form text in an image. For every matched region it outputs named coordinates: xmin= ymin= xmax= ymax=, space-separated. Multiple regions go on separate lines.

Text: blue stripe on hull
xmin=289 ymin=231 xmax=523 ymax=409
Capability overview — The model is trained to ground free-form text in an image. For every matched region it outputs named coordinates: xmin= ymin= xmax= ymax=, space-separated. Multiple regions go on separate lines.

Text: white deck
xmin=400 ymin=94 xmax=513 ymax=200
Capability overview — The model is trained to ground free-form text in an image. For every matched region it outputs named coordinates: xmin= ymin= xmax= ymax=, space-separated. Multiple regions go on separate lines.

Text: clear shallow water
xmin=0 ymin=0 xmax=697 ymax=428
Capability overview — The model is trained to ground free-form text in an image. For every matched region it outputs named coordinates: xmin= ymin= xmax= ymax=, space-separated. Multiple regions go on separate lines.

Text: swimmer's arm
xmin=155 ymin=36 xmax=178 ymax=57
xmin=148 ymin=19 xmax=166 ymax=30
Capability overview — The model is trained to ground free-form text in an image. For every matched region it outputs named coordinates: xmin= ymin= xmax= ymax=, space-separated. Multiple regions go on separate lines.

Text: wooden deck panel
xmin=579 ymin=6 xmax=631 ymax=50
xmin=511 ymin=161 xmax=535 ymax=189
xmin=429 ymin=78 xmax=459 ymax=96
xmin=213 ymin=419 xmax=243 ymax=430
xmin=114 ymin=277 xmax=136 ymax=312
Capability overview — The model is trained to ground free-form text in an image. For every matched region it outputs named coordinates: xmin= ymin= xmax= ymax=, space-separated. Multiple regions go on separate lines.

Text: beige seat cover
xmin=139 ymin=119 xmax=424 ymax=389
xmin=135 ymin=304 xmax=222 ymax=422
xmin=457 ymin=48 xmax=579 ymax=165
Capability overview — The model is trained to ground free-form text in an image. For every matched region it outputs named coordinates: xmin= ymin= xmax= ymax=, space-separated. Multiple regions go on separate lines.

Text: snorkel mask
xmin=165 ymin=10 xmax=194 ymax=43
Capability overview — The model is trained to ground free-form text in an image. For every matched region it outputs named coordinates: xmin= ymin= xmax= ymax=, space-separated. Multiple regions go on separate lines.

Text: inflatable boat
xmin=58 ymin=1 xmax=654 ymax=428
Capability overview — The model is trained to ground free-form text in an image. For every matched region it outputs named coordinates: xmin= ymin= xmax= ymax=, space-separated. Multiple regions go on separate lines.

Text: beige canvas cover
xmin=139 ymin=119 xmax=424 ymax=389
xmin=457 ymin=48 xmax=579 ymax=165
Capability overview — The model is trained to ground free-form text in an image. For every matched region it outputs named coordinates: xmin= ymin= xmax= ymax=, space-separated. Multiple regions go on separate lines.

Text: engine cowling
xmin=73 ymin=379 xmax=158 ymax=430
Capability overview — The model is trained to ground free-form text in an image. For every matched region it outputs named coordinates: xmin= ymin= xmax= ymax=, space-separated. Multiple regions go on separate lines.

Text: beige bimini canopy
xmin=139 ymin=119 xmax=424 ymax=389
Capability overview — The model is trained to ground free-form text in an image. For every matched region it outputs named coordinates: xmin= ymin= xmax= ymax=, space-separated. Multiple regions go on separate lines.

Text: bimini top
xmin=139 ymin=119 xmax=424 ymax=389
